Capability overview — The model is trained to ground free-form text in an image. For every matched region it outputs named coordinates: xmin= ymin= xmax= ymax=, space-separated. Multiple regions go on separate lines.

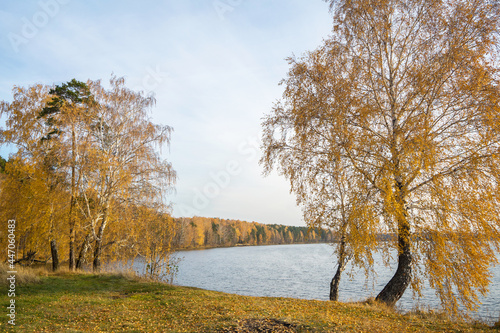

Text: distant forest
xmin=173 ymin=217 xmax=335 ymax=250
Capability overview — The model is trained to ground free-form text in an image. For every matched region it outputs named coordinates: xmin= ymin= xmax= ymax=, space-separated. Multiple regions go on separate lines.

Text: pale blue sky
xmin=0 ymin=0 xmax=333 ymax=226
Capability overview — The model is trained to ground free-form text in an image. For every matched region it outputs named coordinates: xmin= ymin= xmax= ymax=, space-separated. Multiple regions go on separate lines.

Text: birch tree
xmin=262 ymin=0 xmax=500 ymax=315
xmin=86 ymin=76 xmax=176 ymax=271
xmin=301 ymin=162 xmax=378 ymax=301
xmin=1 ymin=77 xmax=176 ymax=273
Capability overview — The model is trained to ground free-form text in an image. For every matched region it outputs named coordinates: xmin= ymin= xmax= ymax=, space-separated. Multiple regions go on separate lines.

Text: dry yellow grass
xmin=0 ymin=262 xmax=40 ymax=286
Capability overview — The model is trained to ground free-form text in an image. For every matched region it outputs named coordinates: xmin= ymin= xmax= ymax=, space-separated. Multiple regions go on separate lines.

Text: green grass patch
xmin=0 ymin=271 xmax=495 ymax=332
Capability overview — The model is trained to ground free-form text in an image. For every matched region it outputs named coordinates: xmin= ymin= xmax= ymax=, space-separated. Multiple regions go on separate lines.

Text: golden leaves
xmin=0 ymin=76 xmax=176 ymax=272
xmin=261 ymin=0 xmax=500 ymax=317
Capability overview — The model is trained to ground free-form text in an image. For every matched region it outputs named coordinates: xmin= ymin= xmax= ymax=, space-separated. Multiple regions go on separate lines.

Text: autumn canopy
xmin=0 ymin=77 xmax=176 ymax=275
xmin=261 ymin=0 xmax=500 ymax=315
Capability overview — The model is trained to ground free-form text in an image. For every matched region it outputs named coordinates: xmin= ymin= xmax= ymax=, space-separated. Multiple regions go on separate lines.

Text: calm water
xmin=141 ymin=243 xmax=500 ymax=322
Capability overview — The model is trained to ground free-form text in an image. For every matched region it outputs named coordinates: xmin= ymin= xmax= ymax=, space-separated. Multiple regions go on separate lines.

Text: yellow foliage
xmin=261 ymin=0 xmax=500 ymax=316
xmin=0 ymin=76 xmax=176 ymax=273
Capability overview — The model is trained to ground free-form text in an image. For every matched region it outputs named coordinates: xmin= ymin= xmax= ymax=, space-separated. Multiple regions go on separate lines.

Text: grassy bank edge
xmin=0 ymin=267 xmax=498 ymax=332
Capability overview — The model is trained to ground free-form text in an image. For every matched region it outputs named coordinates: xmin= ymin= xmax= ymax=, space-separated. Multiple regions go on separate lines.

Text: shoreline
xmin=174 ymin=241 xmax=333 ymax=252
xmin=1 ymin=270 xmax=495 ymax=332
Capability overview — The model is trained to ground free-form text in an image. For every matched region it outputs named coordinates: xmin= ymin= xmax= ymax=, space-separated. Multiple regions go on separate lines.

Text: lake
xmin=141 ymin=243 xmax=500 ymax=322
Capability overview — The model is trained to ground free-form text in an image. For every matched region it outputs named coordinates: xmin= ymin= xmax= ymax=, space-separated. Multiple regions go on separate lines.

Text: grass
xmin=0 ymin=262 xmax=40 ymax=286
xmin=0 ymin=269 xmax=496 ymax=332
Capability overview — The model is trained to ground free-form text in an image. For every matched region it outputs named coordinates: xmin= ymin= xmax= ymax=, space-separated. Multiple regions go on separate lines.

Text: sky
xmin=0 ymin=0 xmax=334 ymax=226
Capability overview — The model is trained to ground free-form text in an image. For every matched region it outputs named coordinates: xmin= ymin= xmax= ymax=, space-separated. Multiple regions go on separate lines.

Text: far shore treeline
xmin=172 ymin=217 xmax=335 ymax=250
